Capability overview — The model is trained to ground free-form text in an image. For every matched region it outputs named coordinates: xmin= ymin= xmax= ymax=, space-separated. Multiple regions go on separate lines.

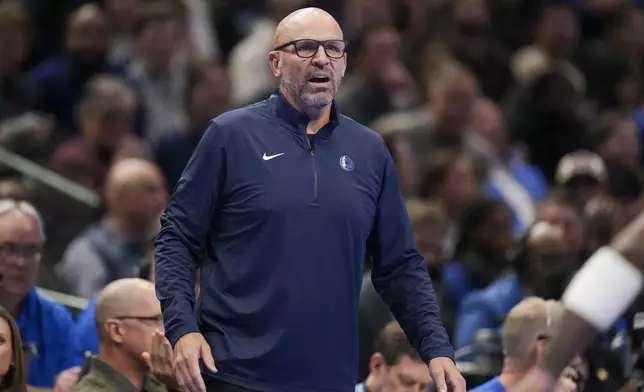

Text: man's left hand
xmin=428 ymin=357 xmax=466 ymax=392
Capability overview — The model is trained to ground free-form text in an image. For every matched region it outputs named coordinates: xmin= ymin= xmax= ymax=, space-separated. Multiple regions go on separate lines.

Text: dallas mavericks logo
xmin=339 ymin=155 xmax=354 ymax=171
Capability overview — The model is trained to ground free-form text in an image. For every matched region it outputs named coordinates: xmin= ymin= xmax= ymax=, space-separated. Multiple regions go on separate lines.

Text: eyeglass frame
xmin=273 ymin=39 xmax=349 ymax=59
xmin=113 ymin=314 xmax=164 ymax=325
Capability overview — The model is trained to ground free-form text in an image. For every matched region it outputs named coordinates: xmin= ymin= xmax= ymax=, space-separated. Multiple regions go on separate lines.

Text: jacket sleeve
xmin=154 ymin=121 xmax=227 ymax=347
xmin=367 ymin=141 xmax=454 ymax=363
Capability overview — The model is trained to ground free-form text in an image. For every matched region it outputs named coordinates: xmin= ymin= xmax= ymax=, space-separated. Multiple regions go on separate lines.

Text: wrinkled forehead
xmin=276 ymin=17 xmax=343 ymax=47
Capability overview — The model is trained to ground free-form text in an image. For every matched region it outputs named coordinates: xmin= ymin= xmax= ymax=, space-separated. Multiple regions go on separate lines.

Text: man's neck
xmin=106 ymin=216 xmax=148 ymax=243
xmin=363 ymin=373 xmax=381 ymax=392
xmin=100 ymin=349 xmax=146 ymax=390
xmin=498 ymin=361 xmax=531 ymax=390
xmin=280 ymin=87 xmax=332 ymax=134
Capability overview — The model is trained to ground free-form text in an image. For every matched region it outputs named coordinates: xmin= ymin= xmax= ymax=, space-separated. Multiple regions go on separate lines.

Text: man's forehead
xmin=274 ymin=8 xmax=343 ymax=46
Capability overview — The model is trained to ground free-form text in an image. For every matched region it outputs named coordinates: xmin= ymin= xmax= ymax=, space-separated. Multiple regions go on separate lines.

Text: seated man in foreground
xmin=74 ymin=278 xmax=178 ymax=392
xmin=356 ymin=321 xmax=431 ymax=392
xmin=470 ymin=297 xmax=581 ymax=392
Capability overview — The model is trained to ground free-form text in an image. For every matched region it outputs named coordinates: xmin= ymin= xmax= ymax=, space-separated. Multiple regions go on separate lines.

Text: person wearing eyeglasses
xmin=155 ymin=6 xmax=461 ymax=392
xmin=469 ymin=297 xmax=582 ymax=392
xmin=0 ymin=200 xmax=83 ymax=391
xmin=74 ymin=278 xmax=177 ymax=392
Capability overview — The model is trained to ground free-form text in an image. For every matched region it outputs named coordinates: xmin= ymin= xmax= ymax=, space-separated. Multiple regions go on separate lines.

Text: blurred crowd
xmin=2 ymin=0 xmax=644 ymax=390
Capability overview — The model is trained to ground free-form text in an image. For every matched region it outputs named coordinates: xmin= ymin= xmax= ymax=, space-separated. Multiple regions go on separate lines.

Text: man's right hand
xmin=173 ymin=332 xmax=217 ymax=392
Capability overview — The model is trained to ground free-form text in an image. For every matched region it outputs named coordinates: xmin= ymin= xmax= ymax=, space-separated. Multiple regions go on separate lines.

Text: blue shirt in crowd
xmin=469 ymin=377 xmax=506 ymax=392
xmin=76 ymin=296 xmax=99 ymax=355
xmin=155 ymin=91 xmax=452 ymax=392
xmin=17 ymin=288 xmax=83 ymax=387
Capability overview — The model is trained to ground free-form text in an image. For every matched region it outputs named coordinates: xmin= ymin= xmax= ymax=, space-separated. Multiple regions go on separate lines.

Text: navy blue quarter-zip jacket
xmin=155 ymin=91 xmax=453 ymax=392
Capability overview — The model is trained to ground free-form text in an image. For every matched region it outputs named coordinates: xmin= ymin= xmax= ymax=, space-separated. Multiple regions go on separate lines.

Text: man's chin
xmin=300 ymin=92 xmax=334 ymax=109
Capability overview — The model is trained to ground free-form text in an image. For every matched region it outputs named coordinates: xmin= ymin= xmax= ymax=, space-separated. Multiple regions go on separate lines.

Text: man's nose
xmin=311 ymin=46 xmax=330 ymax=65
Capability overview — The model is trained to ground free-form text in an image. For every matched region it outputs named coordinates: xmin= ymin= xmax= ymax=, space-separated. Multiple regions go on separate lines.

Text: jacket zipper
xmin=306 ymin=137 xmax=318 ymax=203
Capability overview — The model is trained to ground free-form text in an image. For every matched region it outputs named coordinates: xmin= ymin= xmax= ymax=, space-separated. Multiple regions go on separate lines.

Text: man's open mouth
xmin=309 ymin=76 xmax=330 ymax=84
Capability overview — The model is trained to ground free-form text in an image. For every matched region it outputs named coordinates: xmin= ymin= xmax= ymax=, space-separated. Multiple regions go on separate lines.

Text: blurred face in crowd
xmin=525 ymin=224 xmax=573 ymax=299
xmin=414 ymin=221 xmax=445 ymax=269
xmin=0 ymin=316 xmax=12 ymax=378
xmin=0 ymin=210 xmax=42 ymax=302
xmin=474 ymin=206 xmax=513 ymax=258
xmin=0 ymin=6 xmax=29 ymax=78
xmin=82 ymin=100 xmax=134 ymax=151
xmin=138 ymin=17 xmax=182 ymax=71
xmin=438 ymin=155 xmax=477 ymax=211
xmin=544 ymin=75 xmax=580 ymax=117
xmin=536 ymin=5 xmax=578 ymax=59
xmin=106 ymin=0 xmax=138 ymax=32
xmin=105 ymin=284 xmax=163 ymax=365
xmin=537 ymin=201 xmax=583 ymax=258
xmin=368 ymin=353 xmax=430 ymax=392
xmin=269 ymin=9 xmax=347 ymax=111
xmin=471 ymin=99 xmax=507 ymax=156
xmin=107 ymin=161 xmax=168 ymax=236
xmin=66 ymin=5 xmax=107 ymax=66
xmin=189 ymin=64 xmax=232 ymax=129
xmin=430 ymin=75 xmax=478 ymax=137
xmin=358 ymin=25 xmax=400 ymax=83
xmin=453 ymin=0 xmax=489 ymax=37
xmin=599 ymin=119 xmax=640 ymax=169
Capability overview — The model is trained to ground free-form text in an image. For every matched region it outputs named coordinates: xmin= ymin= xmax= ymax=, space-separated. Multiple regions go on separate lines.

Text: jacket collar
xmin=271 ymin=89 xmax=340 ymax=140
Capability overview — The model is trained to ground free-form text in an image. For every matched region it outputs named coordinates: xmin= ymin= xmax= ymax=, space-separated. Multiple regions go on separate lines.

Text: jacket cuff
xmin=165 ymin=321 xmax=201 ymax=348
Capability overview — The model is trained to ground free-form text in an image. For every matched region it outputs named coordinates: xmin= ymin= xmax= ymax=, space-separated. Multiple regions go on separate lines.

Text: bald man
xmin=74 ymin=278 xmax=173 ymax=392
xmin=470 ymin=297 xmax=580 ymax=392
xmin=57 ymin=158 xmax=167 ymax=298
xmin=508 ymin=210 xmax=644 ymax=392
xmin=156 ymin=7 xmax=462 ymax=392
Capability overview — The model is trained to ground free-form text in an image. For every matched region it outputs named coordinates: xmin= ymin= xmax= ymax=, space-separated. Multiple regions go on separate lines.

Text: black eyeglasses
xmin=273 ymin=39 xmax=348 ymax=59
xmin=114 ymin=314 xmax=163 ymax=325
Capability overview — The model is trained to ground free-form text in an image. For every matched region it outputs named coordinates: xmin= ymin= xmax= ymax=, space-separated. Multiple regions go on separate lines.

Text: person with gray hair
xmin=0 ymin=199 xmax=83 ymax=391
xmin=470 ymin=297 xmax=581 ymax=392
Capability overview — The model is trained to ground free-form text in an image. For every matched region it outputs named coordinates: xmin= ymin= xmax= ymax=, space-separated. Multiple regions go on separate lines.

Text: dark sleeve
xmin=154 ymin=121 xmax=227 ymax=347
xmin=367 ymin=140 xmax=454 ymax=363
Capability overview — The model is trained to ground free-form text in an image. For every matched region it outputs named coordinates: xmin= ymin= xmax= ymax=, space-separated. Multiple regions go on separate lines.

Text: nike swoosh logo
xmin=263 ymin=153 xmax=284 ymax=161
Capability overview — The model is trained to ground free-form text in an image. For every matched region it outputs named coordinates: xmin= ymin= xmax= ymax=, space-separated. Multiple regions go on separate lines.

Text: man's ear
xmin=268 ymin=51 xmax=281 ymax=77
xmin=369 ymin=352 xmax=387 ymax=374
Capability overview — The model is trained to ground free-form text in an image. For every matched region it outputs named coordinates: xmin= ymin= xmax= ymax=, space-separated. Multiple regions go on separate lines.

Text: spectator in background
xmin=511 ymin=2 xmax=584 ymax=92
xmin=73 ymin=278 xmax=176 ymax=392
xmin=228 ymin=0 xmax=306 ymax=106
xmin=418 ymin=150 xmax=478 ymax=260
xmin=0 ymin=200 xmax=82 ymax=390
xmin=50 ymin=75 xmax=148 ymax=195
xmin=356 ymin=322 xmax=430 ymax=392
xmin=0 ymin=305 xmax=27 ymax=392
xmin=57 ymin=158 xmax=167 ymax=298
xmin=0 ymin=2 xmax=36 ymax=122
xmin=128 ymin=1 xmax=188 ymax=142
xmin=30 ymin=4 xmax=125 ymax=134
xmin=105 ymin=0 xmax=139 ymax=65
xmin=506 ymin=67 xmax=590 ymax=182
xmin=469 ymin=297 xmax=581 ymax=392
xmin=155 ymin=59 xmax=231 ymax=191
xmin=336 ymin=23 xmax=420 ymax=126
xmin=471 ymin=98 xmax=547 ymax=234
xmin=442 ymin=0 xmax=513 ymax=101
xmin=593 ymin=115 xmax=641 ymax=170
xmin=442 ymin=198 xmax=513 ymax=310
xmin=554 ymin=151 xmax=607 ymax=210
xmin=536 ymin=192 xmax=585 ymax=263
xmin=454 ymin=221 xmax=574 ymax=350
